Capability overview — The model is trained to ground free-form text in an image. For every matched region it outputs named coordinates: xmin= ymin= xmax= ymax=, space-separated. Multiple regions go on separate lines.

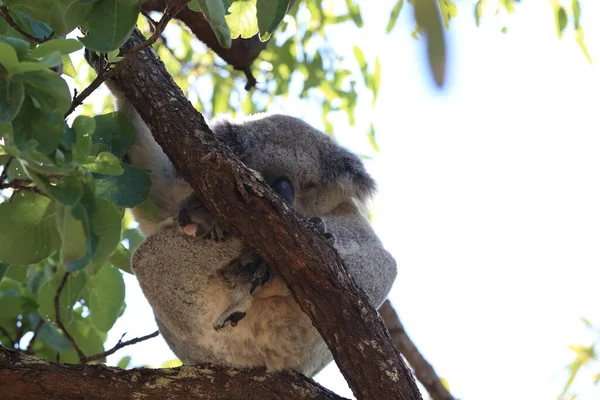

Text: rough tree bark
xmin=0 ymin=347 xmax=346 ymax=400
xmin=83 ymin=28 xmax=422 ymax=400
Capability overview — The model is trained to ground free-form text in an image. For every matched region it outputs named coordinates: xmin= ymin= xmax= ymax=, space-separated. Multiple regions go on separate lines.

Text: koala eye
xmin=271 ymin=177 xmax=295 ymax=204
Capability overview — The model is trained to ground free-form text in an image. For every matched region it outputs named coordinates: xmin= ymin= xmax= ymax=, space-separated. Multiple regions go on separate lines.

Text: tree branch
xmin=379 ymin=301 xmax=456 ymax=400
xmin=86 ymin=26 xmax=421 ymax=399
xmin=143 ymin=0 xmax=270 ymax=69
xmin=81 ymin=331 xmax=159 ymax=364
xmin=64 ymin=0 xmax=190 ymax=118
xmin=54 ymin=272 xmax=86 ymax=362
xmin=0 ymin=347 xmax=347 ymax=400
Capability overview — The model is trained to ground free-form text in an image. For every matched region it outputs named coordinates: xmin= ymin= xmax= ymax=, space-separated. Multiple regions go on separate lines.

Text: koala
xmin=112 ymin=87 xmax=397 ymax=376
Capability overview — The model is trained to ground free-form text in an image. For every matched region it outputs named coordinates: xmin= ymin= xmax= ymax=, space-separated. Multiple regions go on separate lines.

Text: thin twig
xmin=379 ymin=300 xmax=456 ymax=400
xmin=235 ymin=66 xmax=258 ymax=91
xmin=81 ymin=331 xmax=159 ymax=364
xmin=0 ymin=156 xmax=12 ymax=183
xmin=141 ymin=9 xmax=159 ymax=28
xmin=0 ymin=6 xmax=53 ymax=43
xmin=64 ymin=0 xmax=190 ymax=118
xmin=54 ymin=272 xmax=87 ymax=362
xmin=25 ymin=319 xmax=44 ymax=354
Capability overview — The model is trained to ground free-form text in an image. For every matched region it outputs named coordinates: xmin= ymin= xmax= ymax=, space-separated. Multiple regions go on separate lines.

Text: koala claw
xmin=205 ymin=224 xmax=227 ymax=241
xmin=308 ymin=216 xmax=336 ymax=244
xmin=250 ymin=260 xmax=271 ymax=294
xmin=213 ymin=310 xmax=247 ymax=331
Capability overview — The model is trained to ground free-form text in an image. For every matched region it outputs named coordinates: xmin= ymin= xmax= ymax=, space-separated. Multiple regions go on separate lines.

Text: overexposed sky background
xmin=102 ymin=1 xmax=600 ymax=399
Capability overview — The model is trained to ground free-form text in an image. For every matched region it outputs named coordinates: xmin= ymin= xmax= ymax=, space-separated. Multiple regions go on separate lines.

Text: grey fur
xmin=113 ymin=90 xmax=397 ymax=377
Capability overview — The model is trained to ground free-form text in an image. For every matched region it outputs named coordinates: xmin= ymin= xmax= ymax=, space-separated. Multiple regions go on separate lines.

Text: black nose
xmin=178 ymin=207 xmax=191 ymax=226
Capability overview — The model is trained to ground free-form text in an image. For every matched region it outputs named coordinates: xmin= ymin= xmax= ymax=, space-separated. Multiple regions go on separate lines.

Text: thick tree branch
xmin=0 ymin=347 xmax=346 ymax=400
xmin=86 ymin=27 xmax=421 ymax=400
xmin=379 ymin=301 xmax=456 ymax=400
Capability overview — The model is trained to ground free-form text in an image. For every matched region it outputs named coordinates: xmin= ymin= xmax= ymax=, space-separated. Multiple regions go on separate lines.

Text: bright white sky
xmin=104 ymin=1 xmax=600 ymax=399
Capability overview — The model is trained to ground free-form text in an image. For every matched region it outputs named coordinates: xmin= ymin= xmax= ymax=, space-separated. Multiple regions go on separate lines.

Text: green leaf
xmin=572 ymin=0 xmax=581 ymax=30
xmin=5 ymin=265 xmax=28 ymax=282
xmin=29 ymin=314 xmax=73 ymax=351
xmin=61 ymin=184 xmax=98 ymax=272
xmin=198 ymin=0 xmax=232 ymax=48
xmin=14 ymin=68 xmax=72 ymax=115
xmin=413 ymin=0 xmax=446 ymax=88
xmin=256 ymin=0 xmax=289 ymax=41
xmin=87 ymin=199 xmax=122 ymax=274
xmin=83 ymin=152 xmax=124 ymax=175
xmin=58 ymin=311 xmax=105 ymax=363
xmin=226 ymin=0 xmax=259 ymax=39
xmin=0 ymin=264 xmax=9 ymax=281
xmin=117 ymin=355 xmax=132 ymax=369
xmin=37 ymin=271 xmax=86 ymax=324
xmin=372 ymin=57 xmax=381 ymax=105
xmin=79 ymin=0 xmax=140 ymax=52
xmin=30 ymin=39 xmax=84 ymax=59
xmin=7 ymin=0 xmax=93 ymax=36
xmin=85 ymin=264 xmax=125 ymax=332
xmin=344 ymin=0 xmax=363 ymax=28
xmin=0 ymin=42 xmax=20 ymax=72
xmin=162 ymin=359 xmax=183 ymax=368
xmin=0 ymin=192 xmax=60 ymax=264
xmin=386 ymin=0 xmax=404 ymax=33
xmin=575 ymin=28 xmax=591 ymax=64
xmin=437 ymin=0 xmax=457 ymax=30
xmin=60 ymin=54 xmax=77 ymax=78
xmin=123 ymin=227 xmax=145 ymax=252
xmin=0 ymin=78 xmax=25 ymax=123
xmin=92 ymin=112 xmax=135 ymax=157
xmin=108 ymin=243 xmax=132 ymax=274
xmin=0 ymin=278 xmax=24 ymax=326
xmin=95 ymin=164 xmax=151 ymax=207
xmin=367 ymin=124 xmax=380 ymax=152
xmin=6 ymin=11 xmax=52 ymax=43
xmin=0 ymin=37 xmax=30 ymax=61
xmin=24 ymin=171 xmax=84 ymax=206
xmin=554 ymin=5 xmax=568 ymax=39
xmin=72 ymin=115 xmax=95 ymax=163
xmin=57 ymin=203 xmax=89 ymax=266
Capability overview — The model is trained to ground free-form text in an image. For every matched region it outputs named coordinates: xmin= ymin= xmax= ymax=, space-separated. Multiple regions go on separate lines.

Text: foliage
xmin=0 ymin=0 xmax=593 ymax=372
xmin=559 ymin=319 xmax=600 ymax=400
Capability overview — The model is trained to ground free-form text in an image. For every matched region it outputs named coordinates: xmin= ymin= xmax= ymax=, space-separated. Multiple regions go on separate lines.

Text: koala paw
xmin=308 ymin=217 xmax=336 ymax=245
xmin=204 ymin=224 xmax=227 ymax=241
xmin=250 ymin=258 xmax=271 ymax=295
xmin=213 ymin=310 xmax=247 ymax=331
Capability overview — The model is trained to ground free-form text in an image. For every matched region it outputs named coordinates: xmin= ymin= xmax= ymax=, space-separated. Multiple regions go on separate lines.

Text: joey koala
xmin=112 ymin=85 xmax=397 ymax=376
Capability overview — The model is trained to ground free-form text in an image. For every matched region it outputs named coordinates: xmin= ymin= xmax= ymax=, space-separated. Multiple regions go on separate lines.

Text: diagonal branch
xmin=86 ymin=25 xmax=422 ymax=400
xmin=380 ymin=300 xmax=456 ymax=400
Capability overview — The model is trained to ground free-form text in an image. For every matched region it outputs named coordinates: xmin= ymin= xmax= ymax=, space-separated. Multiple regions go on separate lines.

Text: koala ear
xmin=322 ymin=149 xmax=377 ymax=202
xmin=209 ymin=118 xmax=251 ymax=158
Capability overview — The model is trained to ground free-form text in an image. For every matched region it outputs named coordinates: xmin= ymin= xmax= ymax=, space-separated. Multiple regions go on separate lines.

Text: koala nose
xmin=177 ymin=207 xmax=191 ymax=227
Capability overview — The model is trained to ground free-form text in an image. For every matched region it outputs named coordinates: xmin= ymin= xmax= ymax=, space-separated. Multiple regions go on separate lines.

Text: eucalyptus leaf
xmin=86 ymin=264 xmax=125 ymax=332
xmin=80 ymin=0 xmax=140 ymax=52
xmin=0 ymin=192 xmax=60 ymax=265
